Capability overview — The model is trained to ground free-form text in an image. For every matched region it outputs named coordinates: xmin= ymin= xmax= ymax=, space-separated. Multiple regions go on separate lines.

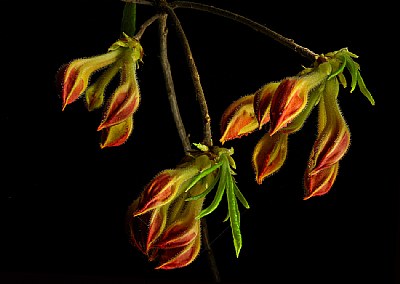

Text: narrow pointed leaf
xmin=184 ymin=162 xmax=222 ymax=193
xmin=195 ymin=164 xmax=227 ymax=219
xmin=185 ymin=168 xmax=221 ymax=201
xmin=226 ymin=176 xmax=242 ymax=258
xmin=357 ymin=73 xmax=375 ymax=105
xmin=328 ymin=57 xmax=346 ymax=80
xmin=343 ymin=54 xmax=359 ymax=92
xmin=233 ymin=181 xmax=249 ymax=209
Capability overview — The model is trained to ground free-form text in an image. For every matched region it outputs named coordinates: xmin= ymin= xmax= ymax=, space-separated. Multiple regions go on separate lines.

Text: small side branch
xmin=158 ymin=14 xmax=192 ymax=153
xmin=134 ymin=13 xmax=161 ymax=40
xmin=201 ymin=218 xmax=221 ymax=283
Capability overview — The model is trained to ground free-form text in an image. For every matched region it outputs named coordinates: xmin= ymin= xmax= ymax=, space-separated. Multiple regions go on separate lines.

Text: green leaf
xmin=328 ymin=57 xmax=346 ymax=80
xmin=226 ymin=175 xmax=242 ymax=258
xmin=343 ymin=54 xmax=359 ymax=92
xmin=357 ymin=72 xmax=375 ymax=105
xmin=196 ymin=163 xmax=227 ymax=219
xmin=193 ymin=142 xmax=209 ymax=152
xmin=185 ymin=168 xmax=221 ymax=201
xmin=233 ymin=181 xmax=250 ymax=209
xmin=184 ymin=161 xmax=223 ymax=193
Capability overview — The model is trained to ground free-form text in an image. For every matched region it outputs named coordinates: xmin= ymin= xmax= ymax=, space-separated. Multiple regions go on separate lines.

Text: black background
xmin=1 ymin=1 xmax=398 ymax=283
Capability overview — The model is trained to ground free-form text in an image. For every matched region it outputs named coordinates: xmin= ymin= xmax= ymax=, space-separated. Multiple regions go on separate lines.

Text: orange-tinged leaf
xmin=154 ymin=218 xmax=199 ymax=249
xmin=98 ymin=60 xmax=140 ymax=130
xmin=269 ymin=62 xmax=331 ymax=135
xmin=220 ymin=95 xmax=259 ymax=144
xmin=133 ymin=170 xmax=177 ymax=216
xmin=99 ymin=116 xmax=133 ymax=148
xmin=61 ymin=49 xmax=122 ymax=110
xmin=252 ymin=132 xmax=288 ymax=184
xmin=146 ymin=207 xmax=168 ymax=252
xmin=155 ymin=228 xmax=201 ymax=270
xmin=269 ymin=77 xmax=305 ymax=135
xmin=308 ymin=78 xmax=351 ymax=176
xmin=253 ymin=81 xmax=280 ymax=128
xmin=304 ymin=163 xmax=339 ymax=200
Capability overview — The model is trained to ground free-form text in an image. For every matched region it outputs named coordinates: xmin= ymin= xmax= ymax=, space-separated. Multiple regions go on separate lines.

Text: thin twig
xmin=134 ymin=13 xmax=161 ymax=40
xmin=164 ymin=5 xmax=213 ymax=147
xmin=170 ymin=1 xmax=318 ymax=61
xmin=158 ymin=14 xmax=192 ymax=153
xmin=121 ymin=0 xmax=153 ymax=6
xmin=122 ymin=0 xmax=318 ymax=61
xmin=201 ymin=218 xmax=221 ymax=283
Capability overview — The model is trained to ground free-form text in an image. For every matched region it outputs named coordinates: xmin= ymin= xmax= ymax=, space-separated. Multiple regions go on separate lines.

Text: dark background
xmin=1 ymin=1 xmax=398 ymax=283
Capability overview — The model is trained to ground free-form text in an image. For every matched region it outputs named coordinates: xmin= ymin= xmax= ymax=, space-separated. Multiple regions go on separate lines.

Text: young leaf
xmin=226 ymin=174 xmax=242 ymax=257
xmin=328 ymin=57 xmax=346 ymax=80
xmin=233 ymin=181 xmax=250 ymax=209
xmin=196 ymin=163 xmax=227 ymax=219
xmin=185 ymin=168 xmax=221 ymax=201
xmin=184 ymin=161 xmax=223 ymax=193
xmin=343 ymin=54 xmax=359 ymax=92
xmin=357 ymin=73 xmax=375 ymax=105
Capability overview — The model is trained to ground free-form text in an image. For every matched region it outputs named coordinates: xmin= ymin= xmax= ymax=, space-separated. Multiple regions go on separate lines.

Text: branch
xmin=201 ymin=218 xmax=221 ymax=283
xmin=134 ymin=13 xmax=161 ymax=40
xmin=170 ymin=1 xmax=318 ymax=61
xmin=164 ymin=5 xmax=213 ymax=147
xmin=158 ymin=14 xmax=192 ymax=153
xmin=121 ymin=0 xmax=318 ymax=61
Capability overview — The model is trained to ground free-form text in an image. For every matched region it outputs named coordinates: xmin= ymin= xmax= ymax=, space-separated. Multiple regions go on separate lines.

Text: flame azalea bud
xmin=133 ymin=168 xmax=197 ymax=217
xmin=269 ymin=62 xmax=332 ymax=135
xmin=153 ymin=179 xmax=207 ymax=269
xmin=252 ymin=131 xmax=288 ymax=184
xmin=220 ymin=95 xmax=259 ymax=144
xmin=61 ymin=49 xmax=123 ymax=110
xmin=100 ymin=115 xmax=133 ymax=148
xmin=127 ymin=154 xmax=215 ymax=269
xmin=133 ymin=154 xmax=212 ymax=217
xmin=307 ymin=77 xmax=351 ymax=177
xmin=303 ymin=163 xmax=339 ymax=200
xmin=97 ymin=56 xmax=140 ymax=131
xmin=58 ymin=33 xmax=143 ymax=148
xmin=253 ymin=81 xmax=280 ymax=128
xmin=85 ymin=62 xmax=121 ymax=111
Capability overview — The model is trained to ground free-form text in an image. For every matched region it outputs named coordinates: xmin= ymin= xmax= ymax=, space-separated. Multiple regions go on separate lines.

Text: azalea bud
xmin=252 ymin=131 xmax=288 ymax=184
xmin=126 ymin=154 xmax=216 ymax=269
xmin=269 ymin=62 xmax=331 ymax=135
xmin=304 ymin=77 xmax=350 ymax=198
xmin=220 ymin=94 xmax=259 ymax=144
xmin=59 ymin=33 xmax=143 ymax=148
xmin=307 ymin=77 xmax=350 ymax=177
xmin=132 ymin=167 xmax=199 ymax=217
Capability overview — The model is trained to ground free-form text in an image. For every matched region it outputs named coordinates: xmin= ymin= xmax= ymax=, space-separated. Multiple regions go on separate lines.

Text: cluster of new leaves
xmin=186 ymin=144 xmax=250 ymax=257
